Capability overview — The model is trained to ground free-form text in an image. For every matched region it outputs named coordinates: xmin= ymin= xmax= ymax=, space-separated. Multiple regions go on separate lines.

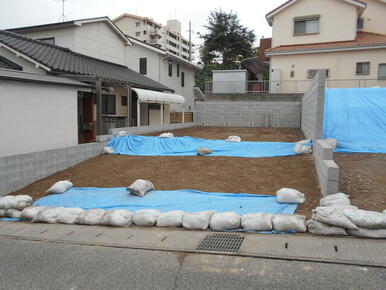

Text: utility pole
xmin=188 ymin=21 xmax=192 ymax=61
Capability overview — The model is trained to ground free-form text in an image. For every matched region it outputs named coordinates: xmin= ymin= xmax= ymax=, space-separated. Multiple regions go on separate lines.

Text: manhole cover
xmin=196 ymin=233 xmax=244 ymax=253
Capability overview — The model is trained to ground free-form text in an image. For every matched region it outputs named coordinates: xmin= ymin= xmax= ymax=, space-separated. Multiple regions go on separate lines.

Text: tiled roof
xmin=0 ymin=30 xmax=173 ymax=92
xmin=266 ymin=32 xmax=386 ymax=54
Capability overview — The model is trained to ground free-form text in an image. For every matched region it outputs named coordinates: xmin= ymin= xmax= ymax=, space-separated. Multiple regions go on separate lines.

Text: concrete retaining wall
xmin=108 ymin=122 xmax=198 ymax=136
xmin=195 ymin=101 xmax=301 ymax=128
xmin=314 ymin=139 xmax=339 ymax=196
xmin=301 ymin=71 xmax=326 ymax=140
xmin=0 ymin=142 xmax=105 ymax=196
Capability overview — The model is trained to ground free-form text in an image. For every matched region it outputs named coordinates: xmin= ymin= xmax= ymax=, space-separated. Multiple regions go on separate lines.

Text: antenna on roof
xmin=52 ymin=0 xmax=75 ymax=22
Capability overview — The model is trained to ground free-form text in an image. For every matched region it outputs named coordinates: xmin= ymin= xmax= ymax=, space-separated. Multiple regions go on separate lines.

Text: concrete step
xmin=1 ymin=221 xmax=385 ymax=267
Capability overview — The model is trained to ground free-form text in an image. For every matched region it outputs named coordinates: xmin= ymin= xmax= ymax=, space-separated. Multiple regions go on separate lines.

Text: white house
xmin=0 ymin=69 xmax=92 ymax=156
xmin=265 ymin=0 xmax=386 ymax=92
xmin=7 ymin=17 xmax=200 ymax=116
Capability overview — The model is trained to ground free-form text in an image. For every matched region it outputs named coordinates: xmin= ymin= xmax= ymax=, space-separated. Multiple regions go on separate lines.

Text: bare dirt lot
xmin=12 ymin=127 xmax=319 ymax=218
xmin=335 ymin=153 xmax=386 ymax=213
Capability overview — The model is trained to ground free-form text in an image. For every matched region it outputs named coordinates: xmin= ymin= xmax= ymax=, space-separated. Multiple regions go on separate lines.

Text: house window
xmin=143 ymin=30 xmax=147 ymax=35
xmin=37 ymin=37 xmax=55 ymax=45
xmin=290 ymin=70 xmax=295 ymax=78
xmin=139 ymin=58 xmax=147 ymax=75
xmin=136 ymin=31 xmax=140 ymax=37
xmin=294 ymin=16 xmax=320 ymax=35
xmin=168 ymin=60 xmax=173 ymax=77
xmin=378 ymin=64 xmax=386 ymax=79
xmin=121 ymin=95 xmax=127 ymax=106
xmin=357 ymin=18 xmax=364 ymax=30
xmin=177 ymin=63 xmax=180 ymax=77
xmin=136 ymin=22 xmax=140 ymax=27
xmin=308 ymin=69 xmax=329 ymax=79
xmin=102 ymin=95 xmax=116 ymax=115
xmin=356 ymin=62 xmax=370 ymax=75
xmin=181 ymin=72 xmax=185 ymax=87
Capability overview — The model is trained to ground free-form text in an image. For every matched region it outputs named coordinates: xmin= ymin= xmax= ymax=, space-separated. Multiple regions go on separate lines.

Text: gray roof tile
xmin=0 ymin=30 xmax=173 ymax=92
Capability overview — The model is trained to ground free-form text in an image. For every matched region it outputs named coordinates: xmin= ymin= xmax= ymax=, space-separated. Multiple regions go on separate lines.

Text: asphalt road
xmin=0 ymin=237 xmax=385 ymax=290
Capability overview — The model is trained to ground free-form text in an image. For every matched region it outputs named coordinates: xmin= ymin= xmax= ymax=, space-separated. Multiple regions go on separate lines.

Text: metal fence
xmin=205 ymin=79 xmax=386 ymax=94
xmin=101 ymin=116 xmax=127 ymax=135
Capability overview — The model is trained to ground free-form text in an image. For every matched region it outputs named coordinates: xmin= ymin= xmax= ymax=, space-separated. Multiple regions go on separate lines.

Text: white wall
xmin=0 ymin=47 xmax=46 ymax=74
xmin=212 ymin=70 xmax=247 ymax=93
xmin=0 ymin=80 xmax=79 ymax=157
xmin=271 ymin=0 xmax=357 ymax=47
xmin=17 ymin=27 xmax=76 ymax=50
xmin=361 ymin=0 xmax=386 ymax=35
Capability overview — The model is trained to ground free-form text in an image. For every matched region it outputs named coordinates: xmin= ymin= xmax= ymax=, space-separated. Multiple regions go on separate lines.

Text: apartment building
xmin=113 ymin=13 xmax=195 ymax=61
xmin=265 ymin=0 xmax=386 ymax=92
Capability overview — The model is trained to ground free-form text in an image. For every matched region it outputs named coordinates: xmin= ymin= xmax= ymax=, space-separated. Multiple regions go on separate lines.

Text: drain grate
xmin=196 ymin=233 xmax=244 ymax=253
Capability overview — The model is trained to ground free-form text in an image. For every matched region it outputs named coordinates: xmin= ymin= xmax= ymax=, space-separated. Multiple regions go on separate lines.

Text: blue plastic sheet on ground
xmin=33 ymin=187 xmax=297 ymax=215
xmin=323 ymin=88 xmax=386 ymax=153
xmin=107 ymin=135 xmax=298 ymax=158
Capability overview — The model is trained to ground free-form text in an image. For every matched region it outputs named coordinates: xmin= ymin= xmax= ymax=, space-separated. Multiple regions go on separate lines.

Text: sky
xmin=0 ymin=0 xmax=284 ymax=59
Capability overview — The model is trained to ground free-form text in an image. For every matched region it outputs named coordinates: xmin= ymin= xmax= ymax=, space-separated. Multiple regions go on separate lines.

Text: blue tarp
xmin=324 ymin=88 xmax=386 ymax=153
xmin=107 ymin=135 xmax=298 ymax=158
xmin=33 ymin=187 xmax=297 ymax=215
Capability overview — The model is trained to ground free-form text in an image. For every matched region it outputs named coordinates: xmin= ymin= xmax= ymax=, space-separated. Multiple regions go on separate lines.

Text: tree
xmin=199 ymin=9 xmax=256 ymax=67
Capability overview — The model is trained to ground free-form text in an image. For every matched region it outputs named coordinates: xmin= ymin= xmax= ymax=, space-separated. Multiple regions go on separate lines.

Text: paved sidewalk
xmin=1 ymin=221 xmax=385 ymax=267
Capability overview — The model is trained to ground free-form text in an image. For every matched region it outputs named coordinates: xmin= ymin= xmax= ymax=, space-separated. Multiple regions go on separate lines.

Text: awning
xmin=132 ymin=88 xmax=185 ymax=104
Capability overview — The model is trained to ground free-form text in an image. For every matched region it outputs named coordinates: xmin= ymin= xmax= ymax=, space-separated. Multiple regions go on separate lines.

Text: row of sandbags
xmin=307 ymin=193 xmax=386 ymax=238
xmin=0 ymin=205 xmax=307 ymax=232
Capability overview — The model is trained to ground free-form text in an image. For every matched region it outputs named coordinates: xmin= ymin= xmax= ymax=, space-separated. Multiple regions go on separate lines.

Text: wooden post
xmin=182 ymin=105 xmax=185 ymax=124
xmin=160 ymin=103 xmax=164 ymax=125
xmin=137 ymin=100 xmax=140 ymax=127
xmin=127 ymin=85 xmax=131 ymax=127
xmin=95 ymin=79 xmax=103 ymax=135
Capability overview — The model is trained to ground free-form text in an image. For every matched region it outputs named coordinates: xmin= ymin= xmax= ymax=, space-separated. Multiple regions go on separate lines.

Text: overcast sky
xmin=0 ymin=0 xmax=284 ymax=58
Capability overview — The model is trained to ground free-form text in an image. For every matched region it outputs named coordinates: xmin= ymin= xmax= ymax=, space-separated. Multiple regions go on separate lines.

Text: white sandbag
xmin=127 ymin=179 xmax=154 ymax=197
xmin=103 ymin=147 xmax=114 ymax=154
xmin=276 ymin=188 xmax=305 ymax=204
xmin=78 ymin=209 xmax=106 ymax=225
xmin=46 ymin=180 xmax=73 ymax=194
xmin=225 ymin=136 xmax=241 ymax=142
xmin=100 ymin=210 xmax=133 ymax=227
xmin=159 ymin=132 xmax=174 ymax=138
xmin=294 ymin=139 xmax=312 ymax=154
xmin=33 ymin=207 xmax=66 ymax=224
xmin=348 ymin=228 xmax=386 ymax=239
xmin=20 ymin=206 xmax=49 ymax=220
xmin=324 ymin=138 xmax=337 ymax=150
xmin=196 ymin=147 xmax=213 ymax=155
xmin=0 ymin=195 xmax=33 ymax=210
xmin=383 ymin=209 xmax=386 ymax=214
xmin=312 ymin=206 xmax=358 ymax=229
xmin=0 ymin=209 xmax=6 ymax=217
xmin=319 ymin=193 xmax=350 ymax=207
xmin=307 ymin=218 xmax=347 ymax=235
xmin=6 ymin=209 xmax=22 ymax=219
xmin=343 ymin=209 xmax=386 ymax=229
xmin=118 ymin=131 xmax=128 ymax=137
xmin=133 ymin=209 xmax=160 ymax=226
xmin=57 ymin=208 xmax=84 ymax=224
xmin=156 ymin=210 xmax=184 ymax=227
xmin=182 ymin=210 xmax=216 ymax=230
xmin=210 ymin=212 xmax=241 ymax=231
xmin=272 ymin=214 xmax=307 ymax=232
xmin=241 ymin=213 xmax=273 ymax=231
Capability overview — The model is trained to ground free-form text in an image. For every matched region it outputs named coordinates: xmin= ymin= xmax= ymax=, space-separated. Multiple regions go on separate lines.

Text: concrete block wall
xmin=0 ymin=142 xmax=105 ymax=196
xmin=314 ymin=139 xmax=340 ymax=196
xmin=108 ymin=122 xmax=198 ymax=136
xmin=195 ymin=102 xmax=301 ymax=128
xmin=301 ymin=71 xmax=326 ymax=140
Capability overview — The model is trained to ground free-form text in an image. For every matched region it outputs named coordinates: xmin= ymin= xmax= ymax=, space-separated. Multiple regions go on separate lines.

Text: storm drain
xmin=196 ymin=233 xmax=244 ymax=253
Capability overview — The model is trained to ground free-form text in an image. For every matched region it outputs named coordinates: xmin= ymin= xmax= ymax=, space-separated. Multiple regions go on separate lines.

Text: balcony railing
xmin=205 ymin=79 xmax=386 ymax=94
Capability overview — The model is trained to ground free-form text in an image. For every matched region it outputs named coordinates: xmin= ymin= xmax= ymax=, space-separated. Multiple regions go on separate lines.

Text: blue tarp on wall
xmin=324 ymin=88 xmax=386 ymax=153
xmin=107 ymin=135 xmax=298 ymax=158
xmin=33 ymin=187 xmax=298 ymax=215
